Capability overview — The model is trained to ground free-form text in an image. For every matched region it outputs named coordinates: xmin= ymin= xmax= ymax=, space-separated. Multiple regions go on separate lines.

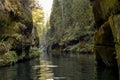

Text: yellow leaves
xmin=4 ymin=0 xmax=20 ymax=12
xmin=32 ymin=5 xmax=44 ymax=36
xmin=32 ymin=7 xmax=44 ymax=23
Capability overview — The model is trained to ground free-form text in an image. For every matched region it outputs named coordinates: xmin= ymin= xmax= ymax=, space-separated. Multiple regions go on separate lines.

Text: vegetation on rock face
xmin=47 ymin=0 xmax=94 ymax=53
xmin=31 ymin=1 xmax=44 ymax=40
xmin=0 ymin=0 xmax=41 ymax=66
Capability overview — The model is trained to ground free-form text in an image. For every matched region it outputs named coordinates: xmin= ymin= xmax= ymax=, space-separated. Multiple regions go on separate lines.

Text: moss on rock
xmin=92 ymin=0 xmax=120 ymax=27
xmin=115 ymin=45 xmax=120 ymax=66
xmin=0 ymin=0 xmax=40 ymax=66
xmin=94 ymin=21 xmax=114 ymax=46
xmin=109 ymin=15 xmax=120 ymax=68
xmin=109 ymin=15 xmax=120 ymax=44
xmin=92 ymin=0 xmax=120 ymax=67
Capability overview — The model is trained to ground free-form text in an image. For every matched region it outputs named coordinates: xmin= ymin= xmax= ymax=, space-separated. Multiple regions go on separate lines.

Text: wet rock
xmin=92 ymin=0 xmax=120 ymax=67
xmin=94 ymin=22 xmax=114 ymax=46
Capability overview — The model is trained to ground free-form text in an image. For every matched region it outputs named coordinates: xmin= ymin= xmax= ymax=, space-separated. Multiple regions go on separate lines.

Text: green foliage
xmin=4 ymin=51 xmax=18 ymax=65
xmin=0 ymin=48 xmax=41 ymax=66
xmin=0 ymin=0 xmax=40 ymax=66
xmin=0 ymin=41 xmax=11 ymax=55
xmin=31 ymin=1 xmax=44 ymax=37
xmin=29 ymin=48 xmax=41 ymax=58
xmin=46 ymin=0 xmax=95 ymax=53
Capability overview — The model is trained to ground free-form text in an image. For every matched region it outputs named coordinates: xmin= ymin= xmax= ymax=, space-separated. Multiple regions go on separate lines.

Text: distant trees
xmin=47 ymin=0 xmax=95 ymax=52
xmin=31 ymin=0 xmax=44 ymax=37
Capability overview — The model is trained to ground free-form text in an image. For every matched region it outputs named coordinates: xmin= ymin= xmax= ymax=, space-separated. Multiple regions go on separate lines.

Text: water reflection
xmin=0 ymin=53 xmax=119 ymax=80
xmin=96 ymin=66 xmax=119 ymax=80
xmin=38 ymin=59 xmax=54 ymax=80
xmin=0 ymin=59 xmax=39 ymax=80
xmin=51 ymin=54 xmax=97 ymax=80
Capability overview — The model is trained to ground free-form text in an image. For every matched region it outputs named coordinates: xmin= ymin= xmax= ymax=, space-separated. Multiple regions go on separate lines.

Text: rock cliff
xmin=92 ymin=0 xmax=120 ymax=67
xmin=0 ymin=0 xmax=39 ymax=66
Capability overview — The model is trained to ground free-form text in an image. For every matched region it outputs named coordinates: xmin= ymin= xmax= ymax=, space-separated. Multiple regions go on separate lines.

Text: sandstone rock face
xmin=92 ymin=0 xmax=120 ymax=27
xmin=0 ymin=0 xmax=38 ymax=55
xmin=92 ymin=0 xmax=120 ymax=67
xmin=109 ymin=15 xmax=120 ymax=66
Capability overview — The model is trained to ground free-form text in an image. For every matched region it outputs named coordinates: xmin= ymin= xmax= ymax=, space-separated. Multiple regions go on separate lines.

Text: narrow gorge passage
xmin=0 ymin=0 xmax=120 ymax=80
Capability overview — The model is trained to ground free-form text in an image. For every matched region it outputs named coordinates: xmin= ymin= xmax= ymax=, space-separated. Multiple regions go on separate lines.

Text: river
xmin=0 ymin=53 xmax=119 ymax=80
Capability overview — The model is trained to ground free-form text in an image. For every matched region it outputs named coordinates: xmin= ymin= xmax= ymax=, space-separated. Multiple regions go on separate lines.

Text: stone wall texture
xmin=92 ymin=0 xmax=120 ymax=67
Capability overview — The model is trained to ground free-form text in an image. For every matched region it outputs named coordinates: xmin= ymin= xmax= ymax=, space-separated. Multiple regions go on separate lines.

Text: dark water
xmin=0 ymin=53 xmax=119 ymax=80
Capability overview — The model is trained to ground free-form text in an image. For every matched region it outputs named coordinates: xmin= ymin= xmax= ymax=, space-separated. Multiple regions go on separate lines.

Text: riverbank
xmin=0 ymin=48 xmax=41 ymax=67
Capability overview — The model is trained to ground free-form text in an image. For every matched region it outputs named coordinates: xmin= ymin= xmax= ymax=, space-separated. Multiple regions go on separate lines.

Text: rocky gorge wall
xmin=47 ymin=0 xmax=94 ymax=54
xmin=92 ymin=0 xmax=120 ymax=67
xmin=0 ymin=0 xmax=39 ymax=66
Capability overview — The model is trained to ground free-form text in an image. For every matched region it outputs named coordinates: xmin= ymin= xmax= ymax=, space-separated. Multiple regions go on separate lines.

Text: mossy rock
xmin=94 ymin=21 xmax=114 ymax=46
xmin=99 ymin=0 xmax=120 ymax=20
xmin=109 ymin=14 xmax=120 ymax=44
xmin=92 ymin=0 xmax=120 ymax=27
xmin=0 ymin=0 xmax=39 ymax=66
xmin=115 ymin=44 xmax=120 ymax=66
